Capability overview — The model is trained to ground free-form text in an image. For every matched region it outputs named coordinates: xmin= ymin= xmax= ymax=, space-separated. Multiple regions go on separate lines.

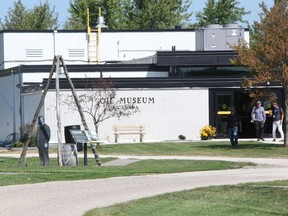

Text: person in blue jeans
xmin=251 ymin=101 xmax=266 ymax=141
xmin=225 ymin=107 xmax=242 ymax=147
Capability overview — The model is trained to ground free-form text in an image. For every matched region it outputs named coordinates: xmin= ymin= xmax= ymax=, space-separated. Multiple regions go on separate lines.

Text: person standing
xmin=271 ymin=102 xmax=284 ymax=142
xmin=251 ymin=101 xmax=266 ymax=141
xmin=225 ymin=107 xmax=242 ymax=147
xmin=36 ymin=116 xmax=51 ymax=166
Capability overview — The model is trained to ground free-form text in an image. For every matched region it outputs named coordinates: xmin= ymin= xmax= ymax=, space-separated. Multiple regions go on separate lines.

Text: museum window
xmin=177 ymin=66 xmax=251 ymax=78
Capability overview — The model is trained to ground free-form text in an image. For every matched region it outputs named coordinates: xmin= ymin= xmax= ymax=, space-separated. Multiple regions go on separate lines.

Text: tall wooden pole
xmin=60 ymin=56 xmax=102 ymax=165
xmin=55 ymin=56 xmax=63 ymax=166
xmin=18 ymin=57 xmax=57 ymax=167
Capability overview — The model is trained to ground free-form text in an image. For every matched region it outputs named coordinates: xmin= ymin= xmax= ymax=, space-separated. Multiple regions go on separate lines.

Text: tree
xmin=64 ymin=0 xmax=101 ymax=30
xmin=232 ymin=1 xmax=288 ymax=146
xmin=128 ymin=0 xmax=192 ymax=29
xmin=195 ymin=0 xmax=250 ymax=27
xmin=65 ymin=0 xmax=192 ymax=30
xmin=0 ymin=0 xmax=58 ymax=30
xmin=63 ymin=78 xmax=139 ymax=133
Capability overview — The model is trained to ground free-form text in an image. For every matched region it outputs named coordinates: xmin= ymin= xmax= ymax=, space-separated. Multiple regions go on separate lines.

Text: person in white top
xmin=271 ymin=102 xmax=284 ymax=142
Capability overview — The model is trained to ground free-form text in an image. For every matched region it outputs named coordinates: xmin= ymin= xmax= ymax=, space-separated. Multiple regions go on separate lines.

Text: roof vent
xmin=204 ymin=24 xmax=223 ymax=29
xmin=68 ymin=49 xmax=85 ymax=58
xmin=96 ymin=16 xmax=108 ymax=29
xmin=25 ymin=49 xmax=43 ymax=58
xmin=223 ymin=24 xmax=240 ymax=28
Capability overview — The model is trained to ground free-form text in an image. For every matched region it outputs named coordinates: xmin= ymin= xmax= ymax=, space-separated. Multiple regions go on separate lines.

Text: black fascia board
xmin=156 ymin=50 xmax=237 ymax=66
xmin=20 ymin=64 xmax=166 ymax=73
xmin=38 ymin=77 xmax=282 ymax=90
xmin=42 ymin=77 xmax=246 ymax=89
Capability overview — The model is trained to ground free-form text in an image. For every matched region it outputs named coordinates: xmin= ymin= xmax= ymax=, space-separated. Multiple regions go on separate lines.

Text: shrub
xmin=178 ymin=135 xmax=186 ymax=140
xmin=200 ymin=125 xmax=217 ymax=140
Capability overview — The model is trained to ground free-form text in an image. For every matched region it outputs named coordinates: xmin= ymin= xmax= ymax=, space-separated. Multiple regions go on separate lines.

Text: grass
xmin=97 ymin=141 xmax=288 ymax=158
xmin=0 ymin=156 xmax=251 ymax=186
xmin=85 ymin=180 xmax=288 ymax=216
xmin=1 ymin=141 xmax=287 ymax=215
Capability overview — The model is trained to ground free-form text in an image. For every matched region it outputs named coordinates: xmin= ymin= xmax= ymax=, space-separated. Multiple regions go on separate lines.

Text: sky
xmin=0 ymin=0 xmax=275 ymax=28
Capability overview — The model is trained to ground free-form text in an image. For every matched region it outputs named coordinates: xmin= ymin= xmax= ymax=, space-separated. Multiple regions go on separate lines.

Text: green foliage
xmin=233 ymin=1 xmax=288 ymax=146
xmin=65 ymin=0 xmax=193 ymax=30
xmin=128 ymin=0 xmax=192 ymax=29
xmin=178 ymin=134 xmax=186 ymax=140
xmin=0 ymin=0 xmax=58 ymax=30
xmin=195 ymin=0 xmax=250 ymax=27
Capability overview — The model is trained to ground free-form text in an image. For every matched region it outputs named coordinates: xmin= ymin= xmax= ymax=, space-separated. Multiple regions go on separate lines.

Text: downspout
xmin=12 ymin=69 xmax=16 ymax=142
xmin=18 ymin=65 xmax=24 ymax=138
xmin=53 ymin=30 xmax=57 ymax=56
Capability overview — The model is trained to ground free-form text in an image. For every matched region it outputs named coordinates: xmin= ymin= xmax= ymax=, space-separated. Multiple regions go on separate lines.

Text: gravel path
xmin=1 ymin=155 xmax=288 ymax=216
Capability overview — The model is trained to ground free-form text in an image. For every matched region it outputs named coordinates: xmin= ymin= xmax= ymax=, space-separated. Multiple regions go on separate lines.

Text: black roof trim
xmin=19 ymin=64 xmax=167 ymax=73
xmin=156 ymin=51 xmax=237 ymax=66
xmin=0 ymin=28 xmax=196 ymax=34
xmin=0 ymin=28 xmax=249 ymax=34
xmin=41 ymin=77 xmax=248 ymax=89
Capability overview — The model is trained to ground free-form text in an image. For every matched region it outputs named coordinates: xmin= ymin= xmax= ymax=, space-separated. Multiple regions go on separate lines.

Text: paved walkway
xmin=0 ymin=153 xmax=288 ymax=216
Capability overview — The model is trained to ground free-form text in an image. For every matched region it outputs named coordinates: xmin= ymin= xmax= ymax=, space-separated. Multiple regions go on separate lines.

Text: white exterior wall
xmin=22 ymin=92 xmax=43 ymax=126
xmin=53 ymin=32 xmax=88 ymax=63
xmin=100 ymin=31 xmax=195 ymax=62
xmin=0 ymin=71 xmax=21 ymax=141
xmin=0 ymin=29 xmax=249 ymax=70
xmin=1 ymin=30 xmax=196 ymax=69
xmin=3 ymin=32 xmax=55 ymax=69
xmin=45 ymin=88 xmax=209 ymax=143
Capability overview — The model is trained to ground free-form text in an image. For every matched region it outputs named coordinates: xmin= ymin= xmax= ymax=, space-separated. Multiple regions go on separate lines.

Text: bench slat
xmin=113 ymin=125 xmax=145 ymax=142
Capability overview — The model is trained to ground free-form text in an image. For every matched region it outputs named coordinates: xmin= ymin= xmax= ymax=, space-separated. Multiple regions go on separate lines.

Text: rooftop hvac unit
xmin=196 ymin=24 xmax=244 ymax=51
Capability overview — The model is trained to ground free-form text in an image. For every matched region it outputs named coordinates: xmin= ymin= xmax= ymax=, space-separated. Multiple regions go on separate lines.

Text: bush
xmin=200 ymin=125 xmax=217 ymax=140
xmin=178 ymin=135 xmax=186 ymax=140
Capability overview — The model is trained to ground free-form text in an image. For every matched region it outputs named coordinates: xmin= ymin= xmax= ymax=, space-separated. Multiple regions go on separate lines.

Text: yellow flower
xmin=200 ymin=125 xmax=217 ymax=140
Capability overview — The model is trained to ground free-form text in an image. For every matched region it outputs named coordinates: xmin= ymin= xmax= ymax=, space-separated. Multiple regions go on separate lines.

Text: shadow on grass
xmin=200 ymin=143 xmax=284 ymax=150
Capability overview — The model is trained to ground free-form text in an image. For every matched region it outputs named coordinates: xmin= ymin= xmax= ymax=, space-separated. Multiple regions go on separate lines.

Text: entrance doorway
xmin=210 ymin=90 xmax=281 ymax=138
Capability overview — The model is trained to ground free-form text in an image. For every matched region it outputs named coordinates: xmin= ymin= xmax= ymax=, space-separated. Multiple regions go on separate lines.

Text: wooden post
xmin=18 ymin=57 xmax=57 ymax=167
xmin=59 ymin=56 xmax=102 ymax=165
xmin=55 ymin=56 xmax=63 ymax=166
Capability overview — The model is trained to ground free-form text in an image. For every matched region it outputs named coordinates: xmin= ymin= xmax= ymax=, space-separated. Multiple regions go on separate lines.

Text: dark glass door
xmin=215 ymin=92 xmax=233 ymax=137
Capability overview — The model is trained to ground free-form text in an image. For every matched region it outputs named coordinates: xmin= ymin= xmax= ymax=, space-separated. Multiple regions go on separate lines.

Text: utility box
xmin=196 ymin=24 xmax=244 ymax=51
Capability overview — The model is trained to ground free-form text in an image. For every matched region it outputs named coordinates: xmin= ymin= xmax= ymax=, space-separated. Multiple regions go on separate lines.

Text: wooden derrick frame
xmin=18 ymin=55 xmax=101 ymax=167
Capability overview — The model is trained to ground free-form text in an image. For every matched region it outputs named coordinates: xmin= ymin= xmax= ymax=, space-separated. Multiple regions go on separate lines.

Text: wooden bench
xmin=113 ymin=125 xmax=146 ymax=142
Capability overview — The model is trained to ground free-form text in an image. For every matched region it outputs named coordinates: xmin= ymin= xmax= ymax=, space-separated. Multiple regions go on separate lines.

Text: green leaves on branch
xmin=0 ymin=0 xmax=58 ymax=30
xmin=65 ymin=0 xmax=193 ymax=30
xmin=195 ymin=0 xmax=250 ymax=27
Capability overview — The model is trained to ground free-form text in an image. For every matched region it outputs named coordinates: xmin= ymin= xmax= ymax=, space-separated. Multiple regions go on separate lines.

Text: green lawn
xmin=97 ymin=141 xmax=288 ymax=158
xmin=85 ymin=180 xmax=288 ymax=216
xmin=0 ymin=156 xmax=251 ymax=186
xmin=1 ymin=141 xmax=287 ymax=215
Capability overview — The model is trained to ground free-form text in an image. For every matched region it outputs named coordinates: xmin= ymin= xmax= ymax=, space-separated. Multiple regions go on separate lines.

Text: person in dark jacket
xmin=36 ymin=116 xmax=51 ymax=166
xmin=225 ymin=107 xmax=242 ymax=147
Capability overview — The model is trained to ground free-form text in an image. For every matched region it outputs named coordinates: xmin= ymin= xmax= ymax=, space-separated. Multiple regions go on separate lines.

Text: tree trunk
xmin=283 ymin=86 xmax=288 ymax=147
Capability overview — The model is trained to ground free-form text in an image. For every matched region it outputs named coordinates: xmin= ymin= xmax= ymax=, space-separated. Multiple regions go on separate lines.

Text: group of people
xmin=225 ymin=100 xmax=284 ymax=147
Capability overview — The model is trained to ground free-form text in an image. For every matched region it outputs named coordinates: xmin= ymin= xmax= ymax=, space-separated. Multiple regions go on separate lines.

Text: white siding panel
xmin=22 ymin=92 xmax=43 ymax=126
xmin=100 ymin=31 xmax=195 ymax=62
xmin=244 ymin=30 xmax=250 ymax=46
xmin=54 ymin=32 xmax=88 ymax=64
xmin=4 ymin=32 xmax=54 ymax=68
xmin=0 ymin=33 xmax=4 ymax=70
xmin=0 ymin=73 xmax=21 ymax=140
xmin=45 ymin=88 xmax=208 ymax=143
